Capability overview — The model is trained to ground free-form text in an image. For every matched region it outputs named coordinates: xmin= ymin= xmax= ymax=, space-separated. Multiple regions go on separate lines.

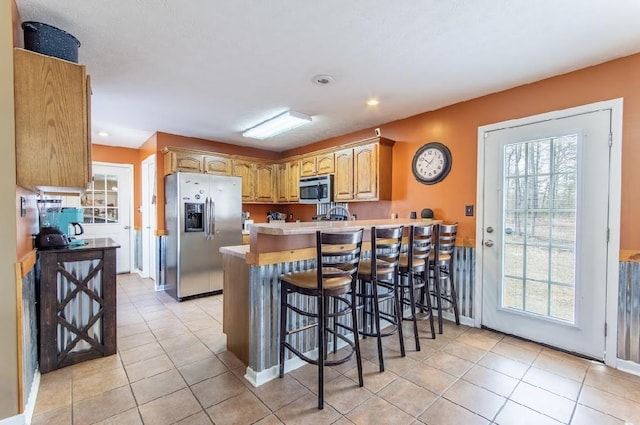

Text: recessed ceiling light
xmin=366 ymin=98 xmax=380 ymax=106
xmin=98 ymin=131 xmax=109 ymax=137
xmin=312 ymin=74 xmax=335 ymax=85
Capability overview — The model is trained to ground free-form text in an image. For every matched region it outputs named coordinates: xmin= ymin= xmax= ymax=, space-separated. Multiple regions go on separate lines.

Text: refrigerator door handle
xmin=210 ymin=199 xmax=216 ymax=238
xmin=204 ymin=197 xmax=210 ymax=239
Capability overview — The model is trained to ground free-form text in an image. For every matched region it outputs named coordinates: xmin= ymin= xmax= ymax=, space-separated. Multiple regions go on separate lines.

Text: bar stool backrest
xmin=438 ymin=223 xmax=458 ymax=256
xmin=316 ymin=229 xmax=364 ymax=292
xmin=370 ymin=225 xmax=404 ymax=280
xmin=408 ymin=224 xmax=433 ymax=270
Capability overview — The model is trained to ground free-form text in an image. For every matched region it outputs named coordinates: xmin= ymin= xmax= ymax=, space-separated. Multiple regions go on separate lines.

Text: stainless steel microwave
xmin=299 ymin=174 xmax=333 ymax=204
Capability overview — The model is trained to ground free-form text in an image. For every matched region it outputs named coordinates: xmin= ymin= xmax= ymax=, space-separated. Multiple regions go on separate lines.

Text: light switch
xmin=465 ymin=204 xmax=474 ymax=216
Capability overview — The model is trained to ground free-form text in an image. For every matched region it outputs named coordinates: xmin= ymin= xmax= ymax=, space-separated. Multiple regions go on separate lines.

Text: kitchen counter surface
xmin=251 ymin=218 xmax=437 ymax=235
xmin=220 ymin=244 xmax=249 ymax=259
xmin=38 ymin=237 xmax=121 ymax=254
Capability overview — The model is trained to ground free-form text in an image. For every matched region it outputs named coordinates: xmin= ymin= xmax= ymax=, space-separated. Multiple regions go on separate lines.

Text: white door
xmin=141 ymin=155 xmax=156 ymax=282
xmin=480 ymin=108 xmax=613 ymax=359
xmin=81 ymin=162 xmax=133 ymax=274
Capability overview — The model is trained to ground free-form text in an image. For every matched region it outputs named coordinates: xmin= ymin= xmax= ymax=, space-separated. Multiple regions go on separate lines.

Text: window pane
xmin=503 ymin=277 xmax=523 ymax=310
xmin=550 ymin=285 xmax=574 ymax=322
xmin=525 ymin=280 xmax=548 ymax=315
xmin=525 ymin=245 xmax=549 ymax=281
xmin=550 ymin=248 xmax=575 ymax=285
xmin=504 ymin=243 xmax=524 ymax=278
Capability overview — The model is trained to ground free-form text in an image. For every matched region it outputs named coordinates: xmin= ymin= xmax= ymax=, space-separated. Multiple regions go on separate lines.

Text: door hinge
xmin=604 ymin=322 xmax=608 ymax=337
xmin=608 ymin=132 xmax=613 ymax=147
xmin=607 ymin=228 xmax=610 ymax=243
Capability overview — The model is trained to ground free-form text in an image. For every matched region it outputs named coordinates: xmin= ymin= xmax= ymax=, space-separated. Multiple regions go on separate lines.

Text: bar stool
xmin=356 ymin=225 xmax=404 ymax=373
xmin=278 ymin=229 xmax=364 ymax=409
xmin=398 ymin=224 xmax=436 ymax=351
xmin=430 ymin=223 xmax=459 ymax=334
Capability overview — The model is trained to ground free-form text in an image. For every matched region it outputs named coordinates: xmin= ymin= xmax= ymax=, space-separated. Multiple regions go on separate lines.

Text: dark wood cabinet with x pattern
xmin=37 ymin=238 xmax=119 ymax=373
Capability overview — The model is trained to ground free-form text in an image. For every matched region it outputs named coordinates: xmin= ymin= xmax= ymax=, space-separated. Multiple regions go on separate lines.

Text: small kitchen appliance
xmin=299 ymin=174 xmax=333 ymax=204
xmin=59 ymin=207 xmax=86 ymax=246
xmin=36 ymin=199 xmax=69 ymax=249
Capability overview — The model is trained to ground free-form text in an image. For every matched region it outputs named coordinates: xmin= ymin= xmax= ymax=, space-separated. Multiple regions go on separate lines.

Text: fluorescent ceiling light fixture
xmin=97 ymin=131 xmax=109 ymax=137
xmin=366 ymin=98 xmax=380 ymax=106
xmin=243 ymin=110 xmax=312 ymax=139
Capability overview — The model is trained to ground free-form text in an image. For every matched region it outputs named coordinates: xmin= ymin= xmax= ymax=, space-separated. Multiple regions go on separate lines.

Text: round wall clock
xmin=412 ymin=142 xmax=452 ymax=185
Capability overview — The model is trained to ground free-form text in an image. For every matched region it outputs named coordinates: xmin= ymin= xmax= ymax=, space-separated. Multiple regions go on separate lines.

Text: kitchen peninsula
xmin=220 ymin=218 xmax=439 ymax=386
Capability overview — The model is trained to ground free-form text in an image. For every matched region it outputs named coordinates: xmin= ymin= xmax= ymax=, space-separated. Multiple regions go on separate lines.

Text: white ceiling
xmin=15 ymin=0 xmax=640 ymax=151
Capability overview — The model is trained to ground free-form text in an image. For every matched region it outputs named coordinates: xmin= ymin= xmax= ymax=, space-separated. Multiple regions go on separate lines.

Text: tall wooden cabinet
xmin=14 ymin=48 xmax=92 ymax=192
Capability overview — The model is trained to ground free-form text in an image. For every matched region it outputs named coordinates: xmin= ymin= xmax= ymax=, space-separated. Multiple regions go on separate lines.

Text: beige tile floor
xmin=32 ymin=273 xmax=640 ymax=425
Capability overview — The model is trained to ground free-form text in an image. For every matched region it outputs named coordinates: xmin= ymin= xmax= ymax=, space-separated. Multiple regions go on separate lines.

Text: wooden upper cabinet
xmin=300 ymin=153 xmax=334 ymax=177
xmin=14 ymin=48 xmax=92 ymax=191
xmin=300 ymin=156 xmax=317 ymax=177
xmin=332 ymin=139 xmax=393 ymax=202
xmin=288 ymin=160 xmax=300 ymax=201
xmin=354 ymin=143 xmax=378 ymax=200
xmin=203 ymin=155 xmax=231 ymax=175
xmin=254 ymin=163 xmax=275 ymax=202
xmin=334 ymin=148 xmax=354 ymax=201
xmin=316 ymin=153 xmax=335 ymax=175
xmin=276 ymin=162 xmax=289 ymax=203
xmin=165 ymin=151 xmax=204 ymax=174
xmin=276 ymin=160 xmax=300 ymax=202
xmin=232 ymin=160 xmax=255 ymax=202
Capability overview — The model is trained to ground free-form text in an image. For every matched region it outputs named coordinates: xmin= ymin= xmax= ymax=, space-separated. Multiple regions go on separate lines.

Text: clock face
xmin=412 ymin=142 xmax=452 ymax=185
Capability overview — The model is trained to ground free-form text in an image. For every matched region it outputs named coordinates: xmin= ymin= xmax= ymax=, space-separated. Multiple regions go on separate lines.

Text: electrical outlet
xmin=465 ymin=204 xmax=474 ymax=216
xmin=288 ymin=213 xmax=293 ymax=220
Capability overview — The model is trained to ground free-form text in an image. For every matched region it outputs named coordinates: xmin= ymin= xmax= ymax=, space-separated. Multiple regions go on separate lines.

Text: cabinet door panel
xmin=276 ymin=163 xmax=288 ymax=202
xmin=255 ymin=164 xmax=275 ymax=202
xmin=316 ymin=153 xmax=335 ymax=174
xmin=288 ymin=161 xmax=300 ymax=201
xmin=300 ymin=157 xmax=316 ymax=177
xmin=175 ymin=154 xmax=204 ymax=173
xmin=354 ymin=144 xmax=378 ymax=200
xmin=233 ymin=161 xmax=255 ymax=202
xmin=204 ymin=155 xmax=231 ymax=175
xmin=334 ymin=149 xmax=354 ymax=201
xmin=14 ymin=49 xmax=90 ymax=190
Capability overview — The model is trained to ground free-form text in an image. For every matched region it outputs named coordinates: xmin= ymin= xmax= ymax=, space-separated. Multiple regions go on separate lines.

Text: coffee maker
xmin=59 ymin=208 xmax=86 ymax=246
xmin=36 ymin=199 xmax=69 ymax=249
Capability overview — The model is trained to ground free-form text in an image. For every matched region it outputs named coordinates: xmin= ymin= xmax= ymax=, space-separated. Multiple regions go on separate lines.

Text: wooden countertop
xmin=251 ymin=218 xmax=439 ymax=235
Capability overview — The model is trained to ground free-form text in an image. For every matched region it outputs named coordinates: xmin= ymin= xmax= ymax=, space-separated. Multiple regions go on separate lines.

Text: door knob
xmin=486 ymin=226 xmax=494 ymax=233
xmin=484 ymin=240 xmax=494 ymax=247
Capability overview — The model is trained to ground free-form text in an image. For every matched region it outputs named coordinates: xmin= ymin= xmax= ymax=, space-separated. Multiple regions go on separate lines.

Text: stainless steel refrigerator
xmin=165 ymin=172 xmax=242 ymax=301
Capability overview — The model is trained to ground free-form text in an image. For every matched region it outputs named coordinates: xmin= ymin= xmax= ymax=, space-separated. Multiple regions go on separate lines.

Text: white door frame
xmin=141 ymin=154 xmax=157 ymax=283
xmin=475 ymin=98 xmax=622 ymax=367
xmin=92 ymin=161 xmax=135 ymax=274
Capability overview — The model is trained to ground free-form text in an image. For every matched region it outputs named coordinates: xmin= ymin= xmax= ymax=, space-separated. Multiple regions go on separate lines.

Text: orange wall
xmin=92 ymin=144 xmax=142 ymax=228
xmin=282 ymin=53 xmax=640 ymax=249
xmin=97 ymin=53 xmax=640 ymax=250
